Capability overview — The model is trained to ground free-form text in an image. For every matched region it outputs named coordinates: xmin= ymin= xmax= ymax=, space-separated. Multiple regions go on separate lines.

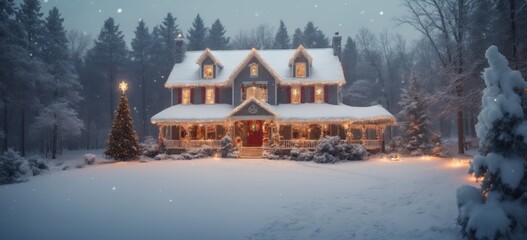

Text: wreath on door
xmin=250 ymin=122 xmax=260 ymax=132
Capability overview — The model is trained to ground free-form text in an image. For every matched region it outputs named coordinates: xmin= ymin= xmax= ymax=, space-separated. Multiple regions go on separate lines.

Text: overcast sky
xmin=30 ymin=0 xmax=419 ymax=46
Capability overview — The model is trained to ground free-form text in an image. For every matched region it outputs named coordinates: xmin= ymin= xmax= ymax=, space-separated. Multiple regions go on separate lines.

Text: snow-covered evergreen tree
xmin=291 ymin=28 xmax=303 ymax=49
xmin=457 ymin=46 xmax=527 ymax=239
xmin=105 ymin=88 xmax=140 ymax=161
xmin=187 ymin=14 xmax=207 ymax=51
xmin=273 ymin=20 xmax=290 ymax=49
xmin=159 ymin=13 xmax=179 ymax=70
xmin=131 ymin=19 xmax=152 ymax=138
xmin=207 ymin=19 xmax=229 ymax=50
xmin=398 ymin=73 xmax=432 ymax=155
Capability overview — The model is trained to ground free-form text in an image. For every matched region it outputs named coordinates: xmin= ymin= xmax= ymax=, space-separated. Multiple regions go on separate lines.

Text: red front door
xmin=246 ymin=120 xmax=263 ymax=146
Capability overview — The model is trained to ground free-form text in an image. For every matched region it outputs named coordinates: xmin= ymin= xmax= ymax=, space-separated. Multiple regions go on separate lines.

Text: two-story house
xmin=151 ymin=34 xmax=396 ymax=154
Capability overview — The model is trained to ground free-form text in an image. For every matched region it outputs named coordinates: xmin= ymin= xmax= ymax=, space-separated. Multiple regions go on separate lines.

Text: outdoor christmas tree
xmin=105 ymin=81 xmax=140 ymax=161
xmin=398 ymin=73 xmax=432 ymax=155
xmin=457 ymin=46 xmax=527 ymax=239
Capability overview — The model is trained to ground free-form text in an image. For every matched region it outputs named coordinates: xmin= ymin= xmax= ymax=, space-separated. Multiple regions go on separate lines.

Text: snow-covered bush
xmin=83 ymin=154 xmax=96 ymax=165
xmin=313 ymin=136 xmax=367 ymax=163
xmin=188 ymin=145 xmax=214 ymax=158
xmin=431 ymin=132 xmax=448 ymax=158
xmin=296 ymin=151 xmax=314 ymax=161
xmin=388 ymin=136 xmax=403 ymax=153
xmin=457 ymin=46 xmax=527 ymax=239
xmin=27 ymin=156 xmax=48 ymax=176
xmin=338 ymin=143 xmax=368 ymax=161
xmin=0 ymin=149 xmax=27 ymax=184
xmin=139 ymin=136 xmax=160 ymax=158
xmin=220 ymin=134 xmax=236 ymax=158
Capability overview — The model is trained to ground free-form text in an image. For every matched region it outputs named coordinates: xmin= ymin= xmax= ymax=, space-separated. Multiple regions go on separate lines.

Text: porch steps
xmin=239 ymin=147 xmax=263 ymax=159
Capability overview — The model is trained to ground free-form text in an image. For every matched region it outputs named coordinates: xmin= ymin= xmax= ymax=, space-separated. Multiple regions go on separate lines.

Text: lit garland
xmin=288 ymin=45 xmax=313 ymax=66
xmin=195 ymin=48 xmax=224 ymax=69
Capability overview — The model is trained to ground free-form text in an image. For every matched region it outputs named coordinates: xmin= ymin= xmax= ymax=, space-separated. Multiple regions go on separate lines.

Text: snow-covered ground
xmin=0 ymin=151 xmax=476 ymax=240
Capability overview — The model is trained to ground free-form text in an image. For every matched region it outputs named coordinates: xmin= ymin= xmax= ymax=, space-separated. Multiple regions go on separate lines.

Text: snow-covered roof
xmin=151 ymin=104 xmax=233 ymax=124
xmin=165 ymin=48 xmax=345 ymax=88
xmin=151 ymin=103 xmax=396 ymax=125
xmin=196 ymin=48 xmax=224 ymax=69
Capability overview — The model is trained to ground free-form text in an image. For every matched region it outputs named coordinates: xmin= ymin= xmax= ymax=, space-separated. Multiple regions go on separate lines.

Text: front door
xmin=246 ymin=120 xmax=263 ymax=146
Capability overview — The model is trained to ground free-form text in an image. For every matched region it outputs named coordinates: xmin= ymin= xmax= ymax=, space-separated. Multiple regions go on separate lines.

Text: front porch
xmin=157 ymin=121 xmax=387 ymax=151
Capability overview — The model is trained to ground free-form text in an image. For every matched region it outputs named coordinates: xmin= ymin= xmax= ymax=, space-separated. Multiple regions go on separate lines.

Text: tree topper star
xmin=119 ymin=81 xmax=128 ymax=94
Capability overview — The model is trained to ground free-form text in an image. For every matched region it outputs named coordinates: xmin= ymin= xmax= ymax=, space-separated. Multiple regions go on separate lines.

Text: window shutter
xmin=201 ymin=87 xmax=206 ymax=104
xmin=324 ymin=85 xmax=329 ymax=103
xmin=310 ymin=86 xmax=315 ymax=103
xmin=300 ymin=86 xmax=305 ymax=103
xmin=215 ymin=87 xmax=220 ymax=103
xmin=286 ymin=87 xmax=291 ymax=104
xmin=190 ymin=88 xmax=195 ymax=104
xmin=177 ymin=88 xmax=182 ymax=104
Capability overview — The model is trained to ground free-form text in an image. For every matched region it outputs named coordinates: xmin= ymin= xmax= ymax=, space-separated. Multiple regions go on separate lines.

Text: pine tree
xmin=131 ymin=20 xmax=152 ymax=138
xmin=398 ymin=74 xmax=431 ymax=155
xmin=207 ymin=19 xmax=229 ymax=50
xmin=341 ymin=37 xmax=358 ymax=83
xmin=105 ymin=83 xmax=140 ymax=161
xmin=187 ymin=14 xmax=207 ymax=51
xmin=35 ymin=7 xmax=83 ymax=159
xmin=273 ymin=20 xmax=290 ymax=49
xmin=85 ymin=17 xmax=128 ymax=125
xmin=159 ymin=13 xmax=179 ymax=71
xmin=457 ymin=46 xmax=527 ymax=239
xmin=291 ymin=28 xmax=303 ymax=48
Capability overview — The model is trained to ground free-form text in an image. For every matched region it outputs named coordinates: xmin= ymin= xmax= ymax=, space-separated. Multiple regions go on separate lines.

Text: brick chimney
xmin=332 ymin=32 xmax=342 ymax=58
xmin=175 ymin=33 xmax=186 ymax=63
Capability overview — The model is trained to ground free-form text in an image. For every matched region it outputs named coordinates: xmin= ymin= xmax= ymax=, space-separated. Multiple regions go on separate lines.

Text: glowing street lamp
xmin=119 ymin=81 xmax=128 ymax=94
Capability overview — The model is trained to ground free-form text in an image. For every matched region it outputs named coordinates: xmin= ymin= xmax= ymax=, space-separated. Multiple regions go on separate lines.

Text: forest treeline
xmin=1 ymin=0 xmax=526 ymax=157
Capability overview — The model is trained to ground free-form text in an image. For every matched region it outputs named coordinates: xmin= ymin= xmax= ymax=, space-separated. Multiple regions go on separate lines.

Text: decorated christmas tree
xmin=398 ymin=73 xmax=432 ymax=155
xmin=105 ymin=81 xmax=140 ymax=161
xmin=457 ymin=46 xmax=527 ymax=239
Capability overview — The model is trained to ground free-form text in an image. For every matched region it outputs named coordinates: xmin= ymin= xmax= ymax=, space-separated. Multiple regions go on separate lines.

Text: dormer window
xmin=182 ymin=88 xmax=191 ymax=104
xmin=291 ymin=86 xmax=301 ymax=104
xmin=249 ymin=63 xmax=258 ymax=78
xmin=203 ymin=64 xmax=214 ymax=79
xmin=314 ymin=85 xmax=324 ymax=103
xmin=295 ymin=62 xmax=306 ymax=78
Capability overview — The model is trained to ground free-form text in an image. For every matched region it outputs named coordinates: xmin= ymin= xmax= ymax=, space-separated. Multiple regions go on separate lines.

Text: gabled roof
xmin=164 ymin=48 xmax=345 ymax=88
xmin=288 ymin=45 xmax=313 ymax=66
xmin=228 ymin=97 xmax=276 ymax=117
xmin=226 ymin=48 xmax=282 ymax=85
xmin=195 ymin=48 xmax=224 ymax=69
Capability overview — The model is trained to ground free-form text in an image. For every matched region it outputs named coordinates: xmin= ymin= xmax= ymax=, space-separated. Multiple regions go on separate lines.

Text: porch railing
xmin=164 ymin=140 xmax=221 ymax=149
xmin=280 ymin=139 xmax=319 ymax=149
xmin=279 ymin=139 xmax=382 ymax=150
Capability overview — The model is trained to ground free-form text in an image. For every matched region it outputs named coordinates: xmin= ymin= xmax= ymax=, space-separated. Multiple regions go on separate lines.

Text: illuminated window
xmin=249 ymin=63 xmax=258 ymax=78
xmin=291 ymin=86 xmax=301 ymax=104
xmin=203 ymin=64 xmax=214 ymax=79
xmin=242 ymin=84 xmax=267 ymax=102
xmin=205 ymin=87 xmax=215 ymax=104
xmin=182 ymin=88 xmax=191 ymax=104
xmin=295 ymin=62 xmax=306 ymax=78
xmin=314 ymin=85 xmax=324 ymax=103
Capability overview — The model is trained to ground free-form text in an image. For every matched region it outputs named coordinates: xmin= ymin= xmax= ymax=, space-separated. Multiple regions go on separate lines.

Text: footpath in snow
xmin=0 ymin=152 xmax=476 ymax=240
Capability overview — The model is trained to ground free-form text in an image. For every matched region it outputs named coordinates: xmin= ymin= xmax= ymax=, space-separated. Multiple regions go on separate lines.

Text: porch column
xmin=346 ymin=123 xmax=353 ymax=142
xmin=361 ymin=125 xmax=366 ymax=145
xmin=158 ymin=125 xmax=165 ymax=148
xmin=378 ymin=127 xmax=385 ymax=153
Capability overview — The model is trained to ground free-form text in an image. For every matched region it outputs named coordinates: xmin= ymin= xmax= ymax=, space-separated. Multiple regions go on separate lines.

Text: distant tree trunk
xmin=2 ymin=98 xmax=7 ymax=152
xmin=510 ymin=0 xmax=518 ymax=68
xmin=20 ymin=107 xmax=26 ymax=157
xmin=456 ymin=0 xmax=465 ymax=154
xmin=51 ymin=121 xmax=57 ymax=159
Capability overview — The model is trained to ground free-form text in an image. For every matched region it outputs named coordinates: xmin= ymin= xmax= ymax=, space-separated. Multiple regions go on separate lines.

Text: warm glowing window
xmin=206 ymin=87 xmax=215 ymax=104
xmin=203 ymin=64 xmax=214 ymax=79
xmin=291 ymin=86 xmax=301 ymax=104
xmin=314 ymin=85 xmax=324 ymax=103
xmin=242 ymin=84 xmax=267 ymax=102
xmin=249 ymin=63 xmax=258 ymax=78
xmin=295 ymin=62 xmax=306 ymax=78
xmin=182 ymin=88 xmax=191 ymax=104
